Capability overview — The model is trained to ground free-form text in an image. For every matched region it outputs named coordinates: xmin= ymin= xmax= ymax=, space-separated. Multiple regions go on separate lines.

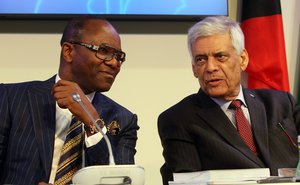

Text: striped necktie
xmin=54 ymin=116 xmax=83 ymax=185
xmin=229 ymin=100 xmax=257 ymax=154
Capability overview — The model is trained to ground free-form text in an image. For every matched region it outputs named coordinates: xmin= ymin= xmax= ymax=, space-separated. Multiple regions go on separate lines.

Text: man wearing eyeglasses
xmin=0 ymin=15 xmax=139 ymax=185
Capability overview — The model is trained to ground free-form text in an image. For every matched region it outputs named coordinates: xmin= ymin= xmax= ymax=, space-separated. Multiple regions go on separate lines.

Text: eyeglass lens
xmin=97 ymin=45 xmax=125 ymax=63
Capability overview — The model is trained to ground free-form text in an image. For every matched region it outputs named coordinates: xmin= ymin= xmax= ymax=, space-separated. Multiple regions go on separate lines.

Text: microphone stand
xmin=71 ymin=93 xmax=145 ymax=185
xmin=72 ymin=92 xmax=115 ymax=165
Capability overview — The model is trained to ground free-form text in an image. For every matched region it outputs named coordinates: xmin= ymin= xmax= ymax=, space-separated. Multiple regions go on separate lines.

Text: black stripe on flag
xmin=242 ymin=0 xmax=282 ymax=20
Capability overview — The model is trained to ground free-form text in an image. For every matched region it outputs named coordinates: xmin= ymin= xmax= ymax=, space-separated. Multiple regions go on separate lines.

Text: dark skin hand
xmin=52 ymin=79 xmax=99 ymax=136
xmin=38 ymin=182 xmax=53 ymax=185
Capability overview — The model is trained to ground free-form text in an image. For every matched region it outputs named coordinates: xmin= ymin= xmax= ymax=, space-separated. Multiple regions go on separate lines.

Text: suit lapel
xmin=243 ymin=89 xmax=271 ymax=167
xmin=195 ymin=90 xmax=265 ymax=167
xmin=91 ymin=92 xmax=105 ymax=116
xmin=27 ymin=76 xmax=56 ymax=179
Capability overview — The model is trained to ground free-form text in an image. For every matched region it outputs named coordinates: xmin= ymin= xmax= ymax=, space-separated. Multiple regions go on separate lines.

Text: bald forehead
xmin=80 ymin=19 xmax=121 ymax=49
xmin=60 ymin=17 xmax=120 ymax=45
xmin=83 ymin=19 xmax=118 ymax=36
xmin=84 ymin=19 xmax=115 ymax=31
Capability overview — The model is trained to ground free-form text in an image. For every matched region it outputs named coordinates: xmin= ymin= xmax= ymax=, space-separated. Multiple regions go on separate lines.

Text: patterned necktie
xmin=229 ymin=100 xmax=257 ymax=154
xmin=54 ymin=116 xmax=83 ymax=185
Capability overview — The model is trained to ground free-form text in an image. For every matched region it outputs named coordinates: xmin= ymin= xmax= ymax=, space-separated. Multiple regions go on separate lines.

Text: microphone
xmin=71 ymin=92 xmax=145 ymax=185
xmin=277 ymin=122 xmax=297 ymax=148
xmin=72 ymin=92 xmax=115 ymax=165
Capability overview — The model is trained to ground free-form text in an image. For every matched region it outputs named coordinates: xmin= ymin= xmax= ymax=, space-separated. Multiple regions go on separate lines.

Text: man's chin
xmin=96 ymin=83 xmax=113 ymax=92
xmin=205 ymin=89 xmax=226 ymax=98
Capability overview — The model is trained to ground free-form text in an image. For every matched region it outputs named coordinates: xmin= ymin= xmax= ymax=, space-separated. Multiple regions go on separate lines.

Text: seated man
xmin=0 ymin=15 xmax=139 ymax=185
xmin=157 ymin=16 xmax=300 ymax=185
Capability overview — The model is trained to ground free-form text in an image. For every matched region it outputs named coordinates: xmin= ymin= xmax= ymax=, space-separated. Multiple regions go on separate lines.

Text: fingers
xmin=38 ymin=182 xmax=53 ymax=185
xmin=52 ymin=80 xmax=80 ymax=95
xmin=52 ymin=80 xmax=83 ymax=109
xmin=52 ymin=80 xmax=99 ymax=126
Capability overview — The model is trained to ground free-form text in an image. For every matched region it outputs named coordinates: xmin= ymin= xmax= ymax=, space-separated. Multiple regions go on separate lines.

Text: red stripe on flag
xmin=241 ymin=14 xmax=289 ymax=91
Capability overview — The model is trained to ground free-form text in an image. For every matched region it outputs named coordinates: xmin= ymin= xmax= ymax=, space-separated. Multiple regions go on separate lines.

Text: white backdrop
xmin=0 ymin=0 xmax=299 ymax=184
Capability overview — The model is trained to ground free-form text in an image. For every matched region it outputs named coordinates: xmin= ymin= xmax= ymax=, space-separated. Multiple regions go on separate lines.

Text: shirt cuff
xmin=85 ymin=126 xmax=107 ymax=148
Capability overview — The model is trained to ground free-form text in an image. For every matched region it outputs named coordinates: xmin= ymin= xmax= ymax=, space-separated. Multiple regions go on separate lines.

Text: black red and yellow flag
xmin=241 ymin=0 xmax=289 ymax=91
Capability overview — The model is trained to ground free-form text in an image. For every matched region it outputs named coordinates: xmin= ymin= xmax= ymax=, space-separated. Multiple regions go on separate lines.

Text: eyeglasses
xmin=69 ymin=41 xmax=126 ymax=64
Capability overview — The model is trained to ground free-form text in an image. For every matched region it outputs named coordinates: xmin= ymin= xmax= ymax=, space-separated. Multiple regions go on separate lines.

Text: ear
xmin=240 ymin=49 xmax=249 ymax=71
xmin=61 ymin=42 xmax=75 ymax=63
xmin=192 ymin=63 xmax=198 ymax=78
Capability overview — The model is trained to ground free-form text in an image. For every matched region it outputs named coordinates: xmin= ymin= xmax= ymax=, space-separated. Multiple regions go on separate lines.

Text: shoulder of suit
xmin=245 ymin=88 xmax=292 ymax=104
xmin=0 ymin=76 xmax=55 ymax=94
xmin=246 ymin=88 xmax=289 ymax=97
xmin=95 ymin=92 xmax=134 ymax=114
xmin=159 ymin=93 xmax=198 ymax=115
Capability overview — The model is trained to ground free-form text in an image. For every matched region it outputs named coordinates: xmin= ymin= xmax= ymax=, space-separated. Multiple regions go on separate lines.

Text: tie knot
xmin=229 ymin=100 xmax=242 ymax=109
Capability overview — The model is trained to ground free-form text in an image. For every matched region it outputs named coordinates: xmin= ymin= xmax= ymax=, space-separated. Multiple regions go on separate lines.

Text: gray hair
xmin=187 ymin=16 xmax=245 ymax=60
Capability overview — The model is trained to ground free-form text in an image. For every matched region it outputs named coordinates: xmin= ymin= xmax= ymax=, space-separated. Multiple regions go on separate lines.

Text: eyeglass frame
xmin=68 ymin=41 xmax=126 ymax=64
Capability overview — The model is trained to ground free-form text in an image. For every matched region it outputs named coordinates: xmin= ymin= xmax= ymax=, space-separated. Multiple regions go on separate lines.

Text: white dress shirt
xmin=211 ymin=85 xmax=251 ymax=128
xmin=49 ymin=74 xmax=107 ymax=183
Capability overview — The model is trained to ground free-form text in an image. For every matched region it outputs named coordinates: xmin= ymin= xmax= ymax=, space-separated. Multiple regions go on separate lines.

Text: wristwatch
xmin=85 ymin=118 xmax=105 ymax=134
xmin=95 ymin=118 xmax=105 ymax=129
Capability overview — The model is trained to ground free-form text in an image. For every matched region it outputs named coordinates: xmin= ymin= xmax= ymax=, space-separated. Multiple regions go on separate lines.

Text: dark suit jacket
xmin=0 ymin=75 xmax=139 ymax=185
xmin=158 ymin=88 xmax=300 ymax=185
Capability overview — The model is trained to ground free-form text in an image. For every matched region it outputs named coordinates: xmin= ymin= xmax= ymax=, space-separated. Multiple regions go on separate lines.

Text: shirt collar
xmin=211 ymin=85 xmax=247 ymax=112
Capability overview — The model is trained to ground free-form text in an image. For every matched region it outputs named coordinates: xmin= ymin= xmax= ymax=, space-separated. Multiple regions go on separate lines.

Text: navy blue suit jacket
xmin=0 ymin=76 xmax=139 ymax=185
xmin=158 ymin=88 xmax=300 ymax=185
